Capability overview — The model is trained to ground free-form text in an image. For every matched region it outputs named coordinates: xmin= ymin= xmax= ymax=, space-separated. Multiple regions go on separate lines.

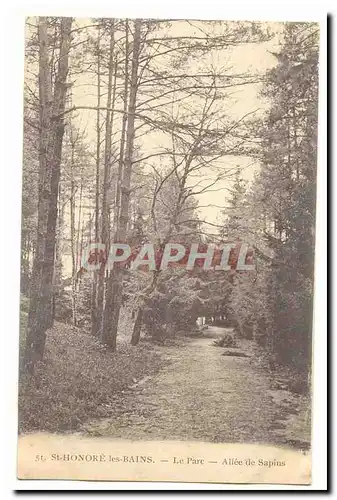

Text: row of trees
xmin=22 ymin=18 xmax=318 ymax=383
xmin=220 ymin=23 xmax=318 ymax=377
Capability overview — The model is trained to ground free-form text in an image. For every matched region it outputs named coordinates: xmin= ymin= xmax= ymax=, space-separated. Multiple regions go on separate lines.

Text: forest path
xmin=81 ymin=327 xmax=309 ymax=447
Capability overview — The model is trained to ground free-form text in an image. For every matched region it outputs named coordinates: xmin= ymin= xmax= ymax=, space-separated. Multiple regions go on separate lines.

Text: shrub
xmin=213 ymin=332 xmax=239 ymax=348
xmin=18 ymin=322 xmax=164 ymax=432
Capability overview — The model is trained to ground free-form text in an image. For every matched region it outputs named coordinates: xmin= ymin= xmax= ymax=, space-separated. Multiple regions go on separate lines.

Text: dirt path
xmin=82 ymin=327 xmax=309 ymax=448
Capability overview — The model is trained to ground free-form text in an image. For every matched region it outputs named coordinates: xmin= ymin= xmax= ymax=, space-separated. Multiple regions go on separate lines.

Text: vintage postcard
xmin=18 ymin=16 xmax=321 ymax=485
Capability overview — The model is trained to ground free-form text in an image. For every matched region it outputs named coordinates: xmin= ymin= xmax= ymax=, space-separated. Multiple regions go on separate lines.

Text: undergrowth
xmin=19 ymin=322 xmax=163 ymax=433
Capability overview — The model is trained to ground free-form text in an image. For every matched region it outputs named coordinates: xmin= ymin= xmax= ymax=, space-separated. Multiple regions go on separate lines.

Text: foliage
xmin=213 ymin=332 xmax=239 ymax=348
xmin=218 ymin=23 xmax=319 ymax=389
xmin=18 ymin=322 xmax=163 ymax=432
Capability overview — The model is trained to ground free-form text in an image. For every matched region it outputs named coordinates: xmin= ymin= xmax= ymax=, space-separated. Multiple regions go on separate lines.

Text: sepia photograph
xmin=17 ymin=15 xmax=321 ymax=484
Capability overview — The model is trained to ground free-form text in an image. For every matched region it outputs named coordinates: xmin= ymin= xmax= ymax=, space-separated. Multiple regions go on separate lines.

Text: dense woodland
xmin=21 ymin=18 xmax=318 ymax=394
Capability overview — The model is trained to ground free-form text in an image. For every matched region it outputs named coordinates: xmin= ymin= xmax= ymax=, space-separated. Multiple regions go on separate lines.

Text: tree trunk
xmin=131 ymin=307 xmax=143 ymax=345
xmin=70 ymin=130 xmax=77 ymax=326
xmin=75 ymin=157 xmax=84 ymax=282
xmin=52 ymin=176 xmax=65 ymax=324
xmin=24 ymin=17 xmax=72 ymax=372
xmin=98 ymin=21 xmax=115 ymax=340
xmin=91 ymin=24 xmax=101 ymax=336
xmin=131 ymin=270 xmax=159 ymax=345
xmin=113 ymin=19 xmax=129 ymax=234
xmin=102 ymin=19 xmax=141 ymax=350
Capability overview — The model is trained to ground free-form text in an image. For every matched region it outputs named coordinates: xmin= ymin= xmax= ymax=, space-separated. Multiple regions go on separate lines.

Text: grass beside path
xmin=19 ymin=322 xmax=163 ymax=433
